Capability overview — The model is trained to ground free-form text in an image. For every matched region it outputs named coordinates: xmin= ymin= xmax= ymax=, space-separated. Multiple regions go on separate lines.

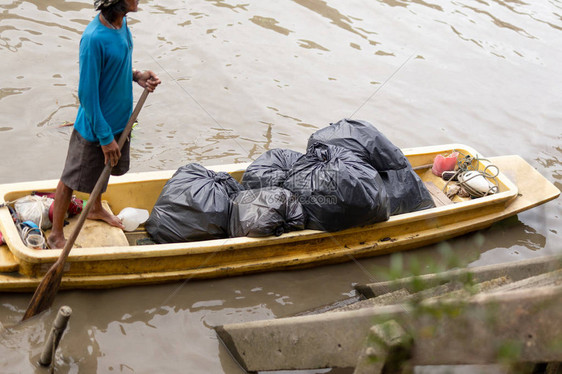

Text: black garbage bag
xmin=308 ymin=118 xmax=434 ymax=215
xmin=381 ymin=168 xmax=435 ymax=216
xmin=145 ymin=163 xmax=244 ymax=243
xmin=283 ymin=142 xmax=389 ymax=232
xmin=241 ymin=148 xmax=303 ymax=190
xmin=229 ymin=187 xmax=306 ymax=238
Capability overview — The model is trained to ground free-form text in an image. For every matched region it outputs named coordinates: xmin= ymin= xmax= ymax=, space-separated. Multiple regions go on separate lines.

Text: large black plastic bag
xmin=145 ymin=163 xmax=244 ymax=243
xmin=308 ymin=118 xmax=434 ymax=215
xmin=241 ymin=148 xmax=303 ymax=189
xmin=283 ymin=142 xmax=389 ymax=232
xmin=229 ymin=187 xmax=306 ymax=238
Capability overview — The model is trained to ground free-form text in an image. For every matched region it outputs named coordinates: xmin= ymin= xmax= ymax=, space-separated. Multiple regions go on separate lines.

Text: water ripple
xmin=205 ymin=0 xmax=249 ymax=12
xmin=380 ymin=0 xmax=443 ymax=11
xmin=292 ymin=0 xmax=369 ymax=39
xmin=462 ymin=4 xmax=536 ymax=38
xmin=250 ymin=15 xmax=292 ymax=35
xmin=0 ymin=87 xmax=30 ymax=100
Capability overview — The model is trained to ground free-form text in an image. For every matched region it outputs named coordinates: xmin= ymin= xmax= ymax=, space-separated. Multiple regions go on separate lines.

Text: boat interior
xmin=0 ymin=144 xmax=518 ymax=255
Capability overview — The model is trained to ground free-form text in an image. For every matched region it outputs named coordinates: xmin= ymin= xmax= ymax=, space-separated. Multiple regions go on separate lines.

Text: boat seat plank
xmin=420 ymin=169 xmax=469 ymax=204
xmin=424 ymin=181 xmax=453 ymax=207
xmin=0 ymin=244 xmax=19 ymax=272
xmin=44 ymin=201 xmax=129 ymax=248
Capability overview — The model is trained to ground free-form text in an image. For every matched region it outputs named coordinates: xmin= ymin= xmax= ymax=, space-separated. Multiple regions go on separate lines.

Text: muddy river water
xmin=1 ymin=0 xmax=561 ymax=373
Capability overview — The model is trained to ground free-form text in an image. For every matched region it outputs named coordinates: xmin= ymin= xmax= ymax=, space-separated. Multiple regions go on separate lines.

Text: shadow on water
xmin=359 ymin=214 xmax=550 ymax=284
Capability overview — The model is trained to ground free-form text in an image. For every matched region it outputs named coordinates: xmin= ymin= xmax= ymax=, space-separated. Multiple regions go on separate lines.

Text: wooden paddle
xmin=22 ymin=88 xmax=150 ymax=321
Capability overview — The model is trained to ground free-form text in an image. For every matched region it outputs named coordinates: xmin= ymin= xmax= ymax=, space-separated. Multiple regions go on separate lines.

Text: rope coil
xmin=442 ymin=150 xmax=500 ymax=198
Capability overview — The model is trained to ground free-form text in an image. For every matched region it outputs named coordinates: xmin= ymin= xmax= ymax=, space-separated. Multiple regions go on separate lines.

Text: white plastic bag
xmin=117 ymin=207 xmax=149 ymax=232
xmin=14 ymin=195 xmax=54 ymax=230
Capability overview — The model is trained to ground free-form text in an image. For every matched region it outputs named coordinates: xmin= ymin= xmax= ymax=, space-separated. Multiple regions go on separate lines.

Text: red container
xmin=432 ymin=152 xmax=458 ymax=177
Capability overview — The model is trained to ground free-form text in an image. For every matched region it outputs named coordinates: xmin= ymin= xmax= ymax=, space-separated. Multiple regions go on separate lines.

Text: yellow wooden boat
xmin=0 ymin=144 xmax=558 ymax=292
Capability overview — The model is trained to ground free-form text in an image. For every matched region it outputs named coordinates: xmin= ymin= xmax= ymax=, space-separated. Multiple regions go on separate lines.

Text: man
xmin=48 ymin=0 xmax=161 ymax=249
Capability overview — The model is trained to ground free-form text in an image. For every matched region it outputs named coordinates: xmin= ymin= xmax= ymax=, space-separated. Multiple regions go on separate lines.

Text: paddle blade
xmin=22 ymin=261 xmax=65 ymax=321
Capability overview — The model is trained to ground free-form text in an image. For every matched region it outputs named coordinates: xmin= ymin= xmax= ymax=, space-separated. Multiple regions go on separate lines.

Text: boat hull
xmin=0 ymin=145 xmax=558 ymax=292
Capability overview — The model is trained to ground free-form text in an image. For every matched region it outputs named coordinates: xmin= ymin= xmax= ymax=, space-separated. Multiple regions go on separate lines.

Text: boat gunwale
xmin=0 ymin=144 xmax=519 ymax=264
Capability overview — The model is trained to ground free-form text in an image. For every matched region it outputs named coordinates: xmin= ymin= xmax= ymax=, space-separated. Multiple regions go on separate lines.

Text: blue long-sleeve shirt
xmin=74 ymin=14 xmax=133 ymax=146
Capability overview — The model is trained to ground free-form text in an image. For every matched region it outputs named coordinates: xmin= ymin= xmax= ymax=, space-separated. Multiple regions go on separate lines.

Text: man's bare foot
xmin=88 ymin=206 xmax=125 ymax=229
xmin=47 ymin=233 xmax=67 ymax=249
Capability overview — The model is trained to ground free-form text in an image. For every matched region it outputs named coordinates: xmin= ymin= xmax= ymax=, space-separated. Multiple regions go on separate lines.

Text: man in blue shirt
xmin=48 ymin=0 xmax=161 ymax=249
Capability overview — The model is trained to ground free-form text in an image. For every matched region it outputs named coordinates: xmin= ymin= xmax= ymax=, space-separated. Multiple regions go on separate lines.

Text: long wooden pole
xmin=22 ymin=89 xmax=149 ymax=321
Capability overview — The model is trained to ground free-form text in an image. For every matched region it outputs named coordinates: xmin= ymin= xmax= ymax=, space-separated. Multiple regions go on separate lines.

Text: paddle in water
xmin=22 ymin=89 xmax=150 ymax=321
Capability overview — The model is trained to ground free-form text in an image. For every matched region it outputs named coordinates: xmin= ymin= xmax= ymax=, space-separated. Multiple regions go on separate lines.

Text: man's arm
xmin=78 ymin=36 xmax=114 ymax=146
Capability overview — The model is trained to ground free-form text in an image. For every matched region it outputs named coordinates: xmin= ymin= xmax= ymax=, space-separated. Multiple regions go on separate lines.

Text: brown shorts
xmin=61 ymin=129 xmax=130 ymax=194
